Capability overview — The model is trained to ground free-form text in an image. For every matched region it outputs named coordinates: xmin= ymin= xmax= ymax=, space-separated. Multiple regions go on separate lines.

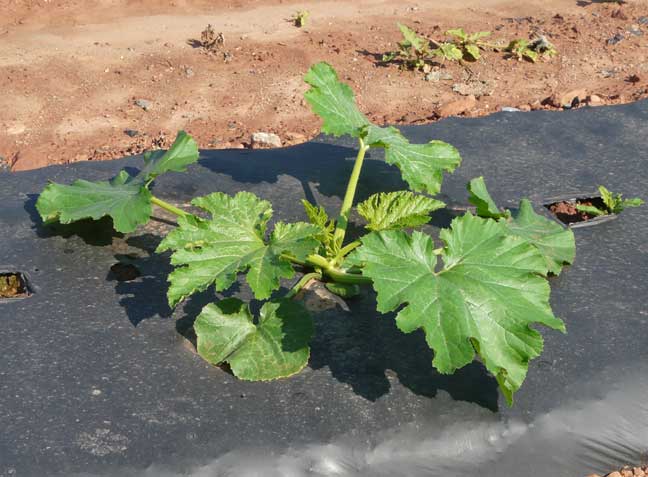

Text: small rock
xmin=452 ymin=80 xmax=495 ymax=98
xmin=501 ymin=106 xmax=521 ymax=112
xmin=437 ymin=95 xmax=477 ymax=118
xmin=628 ymin=25 xmax=643 ymax=36
xmin=134 ymin=99 xmax=151 ymax=111
xmin=607 ymin=33 xmax=625 ymax=45
xmin=251 ymin=132 xmax=282 ymax=149
xmin=587 ymin=94 xmax=604 ymax=106
xmin=639 ymin=16 xmax=648 ymax=25
xmin=518 ymin=104 xmax=532 ymax=112
xmin=548 ymin=89 xmax=588 ymax=108
xmin=621 ymin=469 xmax=633 ymax=477
xmin=124 ymin=129 xmax=139 ymax=137
xmin=530 ymin=100 xmax=542 ymax=110
xmin=425 ymin=70 xmax=453 ymax=82
xmin=0 ymin=156 xmax=10 ymax=173
xmin=183 ymin=66 xmax=195 ymax=77
xmin=633 ymin=468 xmax=646 ymax=477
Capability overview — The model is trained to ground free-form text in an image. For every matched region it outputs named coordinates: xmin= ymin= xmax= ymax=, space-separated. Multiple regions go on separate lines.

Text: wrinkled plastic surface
xmin=1 ymin=102 xmax=647 ymax=477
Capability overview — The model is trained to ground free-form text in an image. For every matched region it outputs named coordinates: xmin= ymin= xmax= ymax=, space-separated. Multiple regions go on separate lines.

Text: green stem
xmin=335 ymin=240 xmax=361 ymax=264
xmin=151 ymin=196 xmax=188 ymax=218
xmin=305 ymin=254 xmax=371 ymax=284
xmin=323 ymin=266 xmax=372 ymax=285
xmin=281 ymin=253 xmax=372 ymax=285
xmin=332 ymin=138 xmax=370 ymax=250
xmin=285 ymin=271 xmax=322 ymax=299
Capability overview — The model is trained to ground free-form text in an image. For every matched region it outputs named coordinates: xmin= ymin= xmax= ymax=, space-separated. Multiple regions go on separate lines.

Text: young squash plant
xmin=36 ymin=62 xmax=576 ymax=404
xmin=575 ymin=185 xmax=644 ymax=216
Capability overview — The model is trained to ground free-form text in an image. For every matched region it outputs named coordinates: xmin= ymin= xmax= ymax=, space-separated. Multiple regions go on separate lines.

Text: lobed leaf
xmin=351 ymin=213 xmax=566 ymax=404
xmin=303 ymin=62 xmax=368 ymax=137
xmin=507 ymin=199 xmax=576 ymax=275
xmin=36 ymin=131 xmax=199 ymax=233
xmin=156 ymin=191 xmax=319 ymax=306
xmin=36 ymin=171 xmax=153 ymax=233
xmin=364 ymin=126 xmax=461 ymax=195
xmin=304 ymin=62 xmax=462 ymax=195
xmin=194 ymin=298 xmax=313 ymax=380
xmin=468 ymin=177 xmax=575 ymax=274
xmin=357 ymin=190 xmax=444 ymax=231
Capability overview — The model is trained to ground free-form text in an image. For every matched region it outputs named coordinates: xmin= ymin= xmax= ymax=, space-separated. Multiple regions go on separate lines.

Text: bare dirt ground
xmin=2 ymin=0 xmax=648 ymax=171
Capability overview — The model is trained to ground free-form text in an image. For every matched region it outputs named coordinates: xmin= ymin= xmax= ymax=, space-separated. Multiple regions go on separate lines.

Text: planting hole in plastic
xmin=544 ymin=195 xmax=617 ymax=227
xmin=0 ymin=272 xmax=31 ymax=300
xmin=109 ymin=263 xmax=141 ymax=282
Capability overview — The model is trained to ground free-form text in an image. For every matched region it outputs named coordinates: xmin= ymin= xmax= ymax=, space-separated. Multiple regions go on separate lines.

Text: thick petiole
xmin=332 ymin=137 xmax=370 ymax=251
xmin=285 ymin=271 xmax=322 ymax=299
xmin=151 ymin=196 xmax=189 ymax=218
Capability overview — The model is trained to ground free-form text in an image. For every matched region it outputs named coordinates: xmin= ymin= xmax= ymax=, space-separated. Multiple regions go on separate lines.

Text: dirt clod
xmin=548 ymin=89 xmax=588 ymax=108
xmin=438 ymin=95 xmax=477 ymax=118
xmin=251 ymin=132 xmax=282 ymax=148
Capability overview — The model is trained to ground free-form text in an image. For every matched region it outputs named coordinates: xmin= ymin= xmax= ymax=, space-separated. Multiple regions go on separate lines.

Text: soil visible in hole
xmin=546 ymin=197 xmax=608 ymax=224
xmin=586 ymin=464 xmax=648 ymax=477
xmin=0 ymin=273 xmax=29 ymax=298
xmin=109 ymin=263 xmax=141 ymax=282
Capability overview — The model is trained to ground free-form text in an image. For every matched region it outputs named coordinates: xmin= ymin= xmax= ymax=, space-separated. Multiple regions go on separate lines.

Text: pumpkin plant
xmin=36 ymin=62 xmax=576 ymax=404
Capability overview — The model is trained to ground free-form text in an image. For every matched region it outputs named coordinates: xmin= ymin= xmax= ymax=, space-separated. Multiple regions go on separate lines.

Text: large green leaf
xmin=351 ymin=213 xmax=566 ymax=404
xmin=303 ymin=62 xmax=368 ymax=137
xmin=36 ymin=171 xmax=153 ymax=233
xmin=357 ymin=190 xmax=444 ymax=231
xmin=36 ymin=131 xmax=199 ymax=233
xmin=364 ymin=126 xmax=461 ymax=195
xmin=468 ymin=177 xmax=575 ymax=274
xmin=157 ymin=192 xmax=319 ymax=306
xmin=303 ymin=62 xmax=462 ymax=195
xmin=194 ymin=298 xmax=313 ymax=380
xmin=507 ymin=199 xmax=576 ymax=275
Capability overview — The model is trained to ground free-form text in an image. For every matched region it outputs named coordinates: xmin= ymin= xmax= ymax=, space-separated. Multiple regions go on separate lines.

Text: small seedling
xmin=36 ymin=62 xmax=578 ymax=405
xmin=382 ymin=23 xmax=436 ymax=71
xmin=576 ymin=185 xmax=643 ymax=216
xmin=506 ymin=36 xmax=558 ymax=62
xmin=292 ymin=10 xmax=310 ymax=28
xmin=384 ymin=24 xmax=511 ymax=70
xmin=445 ymin=28 xmax=494 ymax=61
